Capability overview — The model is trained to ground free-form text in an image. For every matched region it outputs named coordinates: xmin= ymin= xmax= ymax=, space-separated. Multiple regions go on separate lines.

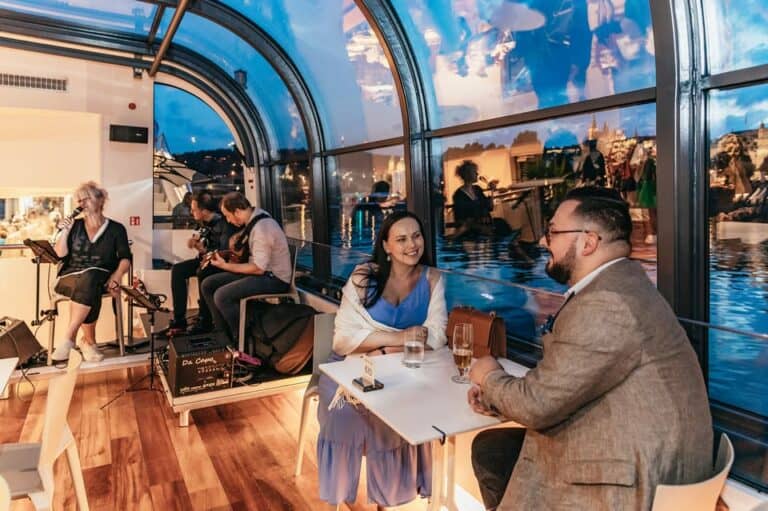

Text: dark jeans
xmin=170 ymin=257 xmax=221 ymax=326
xmin=472 ymin=428 xmax=526 ymax=510
xmin=200 ymin=271 xmax=289 ymax=344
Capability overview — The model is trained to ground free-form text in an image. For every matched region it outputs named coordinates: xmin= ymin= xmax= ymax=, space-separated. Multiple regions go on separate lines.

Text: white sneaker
xmin=79 ymin=343 xmax=104 ymax=363
xmin=51 ymin=339 xmax=75 ymax=362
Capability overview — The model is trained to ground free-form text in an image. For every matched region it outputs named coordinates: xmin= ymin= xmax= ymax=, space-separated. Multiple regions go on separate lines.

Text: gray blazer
xmin=481 ymin=259 xmax=712 ymax=511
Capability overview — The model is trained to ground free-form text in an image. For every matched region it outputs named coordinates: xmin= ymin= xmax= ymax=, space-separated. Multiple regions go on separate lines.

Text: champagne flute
xmin=451 ymin=323 xmax=473 ymax=384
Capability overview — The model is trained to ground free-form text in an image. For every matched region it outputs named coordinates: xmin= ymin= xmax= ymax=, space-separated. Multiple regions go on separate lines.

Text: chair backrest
xmin=651 ymin=433 xmax=735 ymax=511
xmin=312 ymin=313 xmax=336 ymax=376
xmin=287 ymin=240 xmax=301 ymax=286
xmin=0 ymin=473 xmax=9 ymax=511
xmin=39 ymin=350 xmax=82 ymax=466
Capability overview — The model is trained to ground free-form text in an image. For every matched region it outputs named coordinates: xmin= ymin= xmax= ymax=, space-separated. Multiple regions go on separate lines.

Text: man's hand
xmin=470 ymin=356 xmax=502 ymax=386
xmin=467 ymin=386 xmax=497 ymax=416
xmin=209 ymin=252 xmax=228 ymax=270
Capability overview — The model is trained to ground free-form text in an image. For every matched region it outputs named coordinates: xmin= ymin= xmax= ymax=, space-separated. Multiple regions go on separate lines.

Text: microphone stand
xmin=101 ymin=286 xmax=166 ymax=410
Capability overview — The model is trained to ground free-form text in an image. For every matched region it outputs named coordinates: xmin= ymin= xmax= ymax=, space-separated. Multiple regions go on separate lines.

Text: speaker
xmin=0 ymin=317 xmax=44 ymax=365
xmin=109 ymin=124 xmax=149 ymax=143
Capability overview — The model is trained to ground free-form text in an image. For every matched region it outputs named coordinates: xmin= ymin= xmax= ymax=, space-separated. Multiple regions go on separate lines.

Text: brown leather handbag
xmin=446 ymin=306 xmax=506 ymax=358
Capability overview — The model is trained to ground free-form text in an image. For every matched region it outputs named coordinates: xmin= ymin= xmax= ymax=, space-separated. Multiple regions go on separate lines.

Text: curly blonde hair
xmin=74 ymin=181 xmax=109 ymax=212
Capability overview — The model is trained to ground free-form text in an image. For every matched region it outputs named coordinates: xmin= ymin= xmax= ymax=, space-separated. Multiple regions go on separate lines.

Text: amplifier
xmin=167 ymin=334 xmax=233 ymax=397
xmin=0 ymin=317 xmax=44 ymax=365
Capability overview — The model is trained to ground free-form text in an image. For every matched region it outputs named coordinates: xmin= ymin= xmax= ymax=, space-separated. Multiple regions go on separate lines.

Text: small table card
xmin=353 ymin=354 xmax=384 ymax=392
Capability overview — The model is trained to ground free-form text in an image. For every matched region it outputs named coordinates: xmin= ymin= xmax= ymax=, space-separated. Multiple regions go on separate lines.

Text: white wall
xmin=0 ymin=46 xmax=153 ymax=343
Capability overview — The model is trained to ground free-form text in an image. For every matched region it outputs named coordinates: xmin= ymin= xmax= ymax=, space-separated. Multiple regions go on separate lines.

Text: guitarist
xmin=201 ymin=192 xmax=292 ymax=344
xmin=167 ymin=190 xmax=236 ymax=335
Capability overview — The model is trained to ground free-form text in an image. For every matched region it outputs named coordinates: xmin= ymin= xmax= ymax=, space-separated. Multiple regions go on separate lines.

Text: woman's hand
xmin=105 ymin=276 xmax=121 ymax=297
xmin=56 ymin=217 xmax=74 ymax=232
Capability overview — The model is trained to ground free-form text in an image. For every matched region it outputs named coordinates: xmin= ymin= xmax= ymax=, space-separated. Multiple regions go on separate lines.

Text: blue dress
xmin=317 ymin=269 xmax=432 ymax=506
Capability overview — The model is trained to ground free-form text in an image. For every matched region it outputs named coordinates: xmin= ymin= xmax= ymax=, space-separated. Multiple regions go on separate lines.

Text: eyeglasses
xmin=544 ymin=226 xmax=602 ymax=245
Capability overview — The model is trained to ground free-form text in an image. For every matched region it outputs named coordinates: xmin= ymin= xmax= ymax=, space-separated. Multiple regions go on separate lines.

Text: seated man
xmin=167 ymin=190 xmax=236 ymax=335
xmin=468 ymin=186 xmax=713 ymax=511
xmin=201 ymin=192 xmax=292 ymax=344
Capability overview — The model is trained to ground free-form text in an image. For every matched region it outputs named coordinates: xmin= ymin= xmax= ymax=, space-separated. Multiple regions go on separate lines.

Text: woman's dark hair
xmin=455 ymin=160 xmax=478 ymax=183
xmin=221 ymin=191 xmax=251 ymax=212
xmin=354 ymin=210 xmax=431 ymax=308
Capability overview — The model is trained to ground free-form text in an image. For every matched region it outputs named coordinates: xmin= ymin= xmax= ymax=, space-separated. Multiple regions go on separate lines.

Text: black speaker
xmin=0 ymin=317 xmax=44 ymax=365
xmin=109 ymin=124 xmax=149 ymax=143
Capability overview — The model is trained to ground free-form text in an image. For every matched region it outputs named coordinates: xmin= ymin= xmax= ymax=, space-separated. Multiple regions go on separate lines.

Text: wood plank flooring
xmin=1 ymin=366 xmax=434 ymax=511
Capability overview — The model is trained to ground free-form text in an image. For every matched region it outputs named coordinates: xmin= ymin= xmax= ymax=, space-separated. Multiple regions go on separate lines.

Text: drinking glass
xmin=451 ymin=323 xmax=473 ymax=384
xmin=402 ymin=331 xmax=425 ymax=368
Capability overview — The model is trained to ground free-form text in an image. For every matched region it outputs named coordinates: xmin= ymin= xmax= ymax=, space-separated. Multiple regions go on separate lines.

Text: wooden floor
xmin=2 ymin=366 xmax=431 ymax=511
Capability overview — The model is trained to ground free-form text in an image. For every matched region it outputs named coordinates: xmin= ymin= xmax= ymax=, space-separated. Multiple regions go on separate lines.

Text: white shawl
xmin=332 ymin=267 xmax=448 ymax=356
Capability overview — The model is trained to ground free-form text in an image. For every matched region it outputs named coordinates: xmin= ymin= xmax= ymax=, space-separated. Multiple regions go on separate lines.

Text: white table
xmin=320 ymin=348 xmax=528 ymax=510
xmin=0 ymin=357 xmax=18 ymax=399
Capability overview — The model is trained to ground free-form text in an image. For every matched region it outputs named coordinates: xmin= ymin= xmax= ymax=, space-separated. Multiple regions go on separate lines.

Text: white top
xmin=0 ymin=357 xmax=18 ymax=395
xmin=566 ymin=256 xmax=626 ymax=297
xmin=320 ymin=348 xmax=527 ymax=445
xmin=332 ymin=267 xmax=447 ymax=356
xmin=246 ymin=208 xmax=292 ymax=283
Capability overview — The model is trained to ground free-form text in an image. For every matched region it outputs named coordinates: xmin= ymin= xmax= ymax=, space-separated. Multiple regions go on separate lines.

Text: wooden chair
xmin=651 ymin=433 xmax=734 ymax=511
xmin=0 ymin=351 xmax=89 ymax=510
xmin=237 ymin=240 xmax=302 ymax=352
xmin=294 ymin=312 xmax=336 ymax=476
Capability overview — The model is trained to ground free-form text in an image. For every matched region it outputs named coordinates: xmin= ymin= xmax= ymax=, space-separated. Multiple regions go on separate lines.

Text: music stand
xmin=101 ymin=285 xmax=165 ymax=410
xmin=23 ymin=239 xmax=61 ymax=327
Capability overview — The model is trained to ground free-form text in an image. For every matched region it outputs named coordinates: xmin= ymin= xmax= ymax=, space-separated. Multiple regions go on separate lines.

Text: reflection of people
xmin=317 ymin=211 xmax=447 ymax=509
xmin=200 ymin=193 xmax=292 ymax=343
xmin=637 ymin=145 xmax=657 ymax=244
xmin=577 ymin=139 xmax=606 ymax=185
xmin=451 ymin=160 xmax=493 ymax=236
xmin=172 ymin=191 xmax=193 ymax=228
xmin=168 ymin=191 xmax=236 ymax=335
xmin=51 ymin=181 xmax=132 ymax=362
xmin=468 ymin=187 xmax=712 ymax=511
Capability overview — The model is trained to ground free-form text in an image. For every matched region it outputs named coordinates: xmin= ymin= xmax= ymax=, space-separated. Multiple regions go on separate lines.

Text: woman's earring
xmin=386 ymin=253 xmax=391 ymax=262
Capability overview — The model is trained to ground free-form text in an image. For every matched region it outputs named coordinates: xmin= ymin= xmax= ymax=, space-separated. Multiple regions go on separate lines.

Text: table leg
xmin=445 ymin=436 xmax=459 ymax=511
xmin=427 ymin=439 xmax=445 ymax=511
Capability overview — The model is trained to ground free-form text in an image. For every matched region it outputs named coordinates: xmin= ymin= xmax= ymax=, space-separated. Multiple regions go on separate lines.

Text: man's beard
xmin=545 ymin=243 xmax=576 ymax=285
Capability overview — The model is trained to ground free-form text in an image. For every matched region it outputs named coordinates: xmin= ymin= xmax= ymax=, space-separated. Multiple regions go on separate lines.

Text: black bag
xmin=245 ymin=302 xmax=316 ymax=374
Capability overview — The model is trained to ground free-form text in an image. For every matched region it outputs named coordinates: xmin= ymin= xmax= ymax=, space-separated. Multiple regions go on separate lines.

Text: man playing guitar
xmin=167 ymin=190 xmax=236 ymax=335
xmin=201 ymin=192 xmax=292 ymax=344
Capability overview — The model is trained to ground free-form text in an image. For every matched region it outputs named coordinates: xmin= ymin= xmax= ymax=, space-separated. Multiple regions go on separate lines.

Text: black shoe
xmin=162 ymin=318 xmax=187 ymax=337
xmin=186 ymin=320 xmax=212 ymax=335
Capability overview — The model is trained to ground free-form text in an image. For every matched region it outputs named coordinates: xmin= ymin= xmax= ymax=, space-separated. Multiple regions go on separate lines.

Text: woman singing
xmin=317 ymin=211 xmax=447 ymax=509
xmin=51 ymin=181 xmax=131 ymax=362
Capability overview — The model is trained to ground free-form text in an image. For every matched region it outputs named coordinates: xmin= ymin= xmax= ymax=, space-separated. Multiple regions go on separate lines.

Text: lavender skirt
xmin=316 ymin=352 xmax=432 ymax=506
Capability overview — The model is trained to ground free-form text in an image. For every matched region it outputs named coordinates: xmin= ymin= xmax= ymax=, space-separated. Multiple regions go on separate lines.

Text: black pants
xmin=54 ymin=270 xmax=111 ymax=324
xmin=170 ymin=257 xmax=221 ymax=326
xmin=472 ymin=428 xmax=526 ymax=510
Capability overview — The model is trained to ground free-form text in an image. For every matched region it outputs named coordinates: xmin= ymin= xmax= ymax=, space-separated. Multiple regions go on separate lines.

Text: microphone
xmin=57 ymin=206 xmax=83 ymax=232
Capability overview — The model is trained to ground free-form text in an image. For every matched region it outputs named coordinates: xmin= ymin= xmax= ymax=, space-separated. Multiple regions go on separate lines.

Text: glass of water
xmin=402 ymin=329 xmax=425 ymax=368
xmin=451 ymin=323 xmax=473 ymax=384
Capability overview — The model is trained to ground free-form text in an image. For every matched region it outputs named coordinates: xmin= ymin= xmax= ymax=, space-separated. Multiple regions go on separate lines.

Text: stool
xmin=47 ymin=292 xmax=125 ymax=365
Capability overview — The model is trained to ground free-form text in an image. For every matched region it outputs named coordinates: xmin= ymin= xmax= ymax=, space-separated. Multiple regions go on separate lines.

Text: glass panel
xmin=0 ymin=193 xmax=72 ymax=250
xmin=708 ymin=84 xmax=768 ymax=418
xmin=221 ymin=0 xmax=403 ymax=148
xmin=173 ymin=13 xmax=307 ymax=159
xmin=390 ymin=0 xmax=656 ymax=128
xmin=0 ymin=0 xmax=157 ymax=34
xmin=275 ymin=162 xmax=312 ymax=242
xmin=433 ymin=102 xmax=657 ymax=301
xmin=703 ymin=0 xmax=768 ymax=74
xmin=326 ymin=146 xmax=406 ymax=278
xmin=153 ymin=84 xmax=243 ymax=235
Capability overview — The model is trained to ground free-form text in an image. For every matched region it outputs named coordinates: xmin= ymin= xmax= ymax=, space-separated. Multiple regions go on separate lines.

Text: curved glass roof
xmin=170 ymin=12 xmax=308 ymax=159
xmin=703 ymin=0 xmax=768 ymax=74
xmin=0 ymin=0 xmax=157 ymax=34
xmin=390 ymin=0 xmax=656 ymax=128
xmin=221 ymin=0 xmax=403 ymax=148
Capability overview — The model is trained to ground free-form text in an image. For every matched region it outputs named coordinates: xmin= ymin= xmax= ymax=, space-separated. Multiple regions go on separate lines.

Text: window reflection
xmin=326 ymin=146 xmax=406 ymax=276
xmin=703 ymin=0 xmax=768 ymax=74
xmin=391 ymin=0 xmax=655 ymax=128
xmin=434 ymin=103 xmax=658 ymax=301
xmin=0 ymin=0 xmax=156 ymax=34
xmin=276 ymin=162 xmax=312 ymax=242
xmin=0 ymin=194 xmax=70 ymax=250
xmin=708 ymin=85 xmax=768 ymax=418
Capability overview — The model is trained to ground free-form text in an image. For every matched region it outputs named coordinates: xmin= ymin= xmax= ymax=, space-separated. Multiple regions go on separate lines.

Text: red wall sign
xmin=129 ymin=216 xmax=140 ymax=226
